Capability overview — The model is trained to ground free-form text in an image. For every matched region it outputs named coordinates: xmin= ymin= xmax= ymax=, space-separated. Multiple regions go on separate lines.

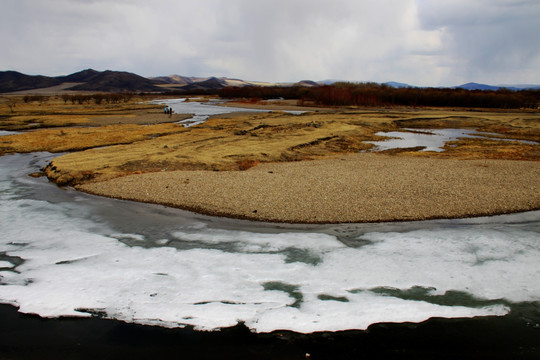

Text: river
xmin=1 ymin=152 xmax=539 ymax=335
xmin=153 ymin=98 xmax=304 ymax=126
xmin=1 ymin=101 xmax=539 ymax=357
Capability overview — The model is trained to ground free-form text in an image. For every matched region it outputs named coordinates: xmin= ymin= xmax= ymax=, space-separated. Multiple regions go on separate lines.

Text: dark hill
xmin=57 ymin=69 xmax=100 ymax=82
xmin=180 ymin=77 xmax=226 ymax=92
xmin=455 ymin=82 xmax=501 ymax=91
xmin=0 ymin=69 xmax=163 ymax=93
xmin=0 ymin=71 xmax=61 ymax=92
xmin=68 ymin=70 xmax=162 ymax=92
xmin=384 ymin=81 xmax=414 ymax=88
xmin=295 ymin=80 xmax=320 ymax=87
xmin=150 ymin=75 xmax=198 ymax=85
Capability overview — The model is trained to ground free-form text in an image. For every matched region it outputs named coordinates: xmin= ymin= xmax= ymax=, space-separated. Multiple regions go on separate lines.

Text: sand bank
xmin=78 ymin=153 xmax=540 ymax=223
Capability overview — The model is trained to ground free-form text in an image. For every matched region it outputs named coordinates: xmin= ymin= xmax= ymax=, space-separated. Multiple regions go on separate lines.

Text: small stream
xmin=367 ymin=128 xmax=538 ymax=152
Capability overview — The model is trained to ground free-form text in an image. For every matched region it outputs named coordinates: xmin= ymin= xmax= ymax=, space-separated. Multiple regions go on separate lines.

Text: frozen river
xmin=1 ymin=152 xmax=539 ymax=333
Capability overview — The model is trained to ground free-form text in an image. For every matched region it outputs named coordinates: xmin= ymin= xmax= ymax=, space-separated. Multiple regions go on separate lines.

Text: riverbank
xmin=79 ymin=153 xmax=540 ymax=223
xmin=2 ymin=97 xmax=539 ymax=223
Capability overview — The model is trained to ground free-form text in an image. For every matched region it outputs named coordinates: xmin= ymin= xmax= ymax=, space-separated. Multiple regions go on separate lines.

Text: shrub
xmin=237 ymin=159 xmax=259 ymax=170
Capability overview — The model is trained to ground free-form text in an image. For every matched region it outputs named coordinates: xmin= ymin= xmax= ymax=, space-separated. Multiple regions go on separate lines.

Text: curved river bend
xmin=1 ymin=152 xmax=539 ymax=333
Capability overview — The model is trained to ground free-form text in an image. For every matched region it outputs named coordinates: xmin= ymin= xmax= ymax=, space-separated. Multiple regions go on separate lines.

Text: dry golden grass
xmin=0 ymin=123 xmax=187 ymax=153
xmin=0 ymin=95 xmax=172 ymax=130
xmin=42 ymin=108 xmax=539 ymax=186
xmin=1 ymin=95 xmax=538 ymax=186
xmin=0 ymin=95 xmax=192 ymax=154
xmin=42 ymin=112 xmax=376 ymax=184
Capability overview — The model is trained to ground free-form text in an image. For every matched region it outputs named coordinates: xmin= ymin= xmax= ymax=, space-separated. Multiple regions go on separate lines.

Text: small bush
xmin=237 ymin=159 xmax=259 ymax=170
xmin=23 ymin=95 xmax=49 ymax=103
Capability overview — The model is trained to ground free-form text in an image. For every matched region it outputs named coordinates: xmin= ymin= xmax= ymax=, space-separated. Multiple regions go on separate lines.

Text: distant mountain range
xmin=1 ymin=69 xmax=539 ymax=94
xmin=320 ymin=80 xmax=540 ymax=91
xmin=451 ymin=82 xmax=540 ymax=91
xmin=0 ymin=69 xmax=161 ymax=93
xmin=383 ymin=81 xmax=540 ymax=91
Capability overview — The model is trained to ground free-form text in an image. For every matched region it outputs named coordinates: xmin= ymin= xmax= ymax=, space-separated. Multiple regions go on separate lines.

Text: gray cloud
xmin=417 ymin=0 xmax=540 ymax=84
xmin=1 ymin=0 xmax=539 ymax=86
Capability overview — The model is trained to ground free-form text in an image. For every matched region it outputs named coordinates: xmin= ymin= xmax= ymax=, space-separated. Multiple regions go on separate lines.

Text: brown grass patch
xmin=1 ymin=97 xmax=537 ymax=186
xmin=0 ymin=95 xmax=176 ymax=130
xmin=0 ymin=123 xmax=187 ymax=154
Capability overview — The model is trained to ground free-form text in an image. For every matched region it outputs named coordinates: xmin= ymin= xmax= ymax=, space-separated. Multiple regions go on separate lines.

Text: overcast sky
xmin=1 ymin=0 xmax=539 ymax=86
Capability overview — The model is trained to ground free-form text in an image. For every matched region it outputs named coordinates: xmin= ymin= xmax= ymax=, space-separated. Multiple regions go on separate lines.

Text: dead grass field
xmin=0 ymin=95 xmax=190 ymax=130
xmin=0 ymin=95 xmax=191 ymax=154
xmin=1 ymin=96 xmax=539 ymax=187
xmin=45 ymin=108 xmax=540 ymax=185
xmin=0 ymin=123 xmax=189 ymax=153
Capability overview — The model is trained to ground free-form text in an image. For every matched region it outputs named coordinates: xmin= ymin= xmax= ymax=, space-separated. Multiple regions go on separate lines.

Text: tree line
xmin=219 ymin=82 xmax=540 ymax=109
xmin=20 ymin=93 xmax=136 ymax=105
xmin=61 ymin=93 xmax=134 ymax=104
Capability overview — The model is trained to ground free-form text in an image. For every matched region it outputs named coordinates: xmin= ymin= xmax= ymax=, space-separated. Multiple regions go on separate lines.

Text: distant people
xmin=168 ymin=107 xmax=173 ymax=117
xmin=164 ymin=106 xmax=169 ymax=114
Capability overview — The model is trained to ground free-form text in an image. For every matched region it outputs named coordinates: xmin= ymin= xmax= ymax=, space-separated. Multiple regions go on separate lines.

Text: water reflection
xmin=367 ymin=128 xmax=537 ymax=152
xmin=0 ymin=130 xmax=20 ymax=136
xmin=152 ymin=98 xmax=304 ymax=126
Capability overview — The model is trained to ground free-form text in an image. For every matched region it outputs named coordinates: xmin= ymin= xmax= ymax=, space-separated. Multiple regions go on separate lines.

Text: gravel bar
xmin=78 ymin=153 xmax=540 ymax=223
